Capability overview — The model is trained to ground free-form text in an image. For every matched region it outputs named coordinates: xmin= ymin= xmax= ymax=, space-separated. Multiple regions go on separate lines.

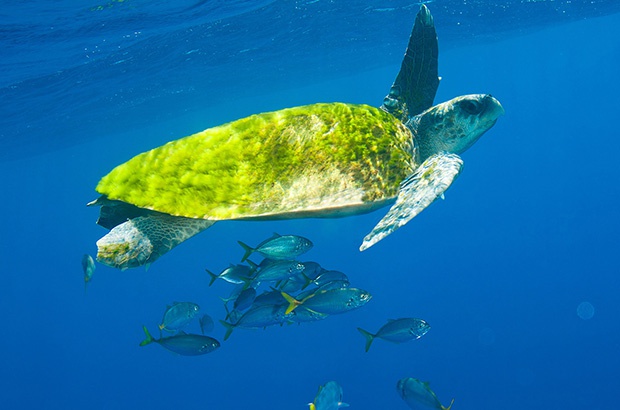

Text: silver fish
xmin=233 ymin=287 xmax=257 ymax=311
xmin=81 ymin=254 xmax=95 ymax=284
xmin=224 ymin=287 xmax=258 ymax=320
xmin=139 ymin=326 xmax=220 ymax=356
xmin=300 ymin=261 xmax=325 ymax=281
xmin=238 ymin=233 xmax=313 ymax=262
xmin=309 ymin=381 xmax=349 ymax=410
xmin=397 ymin=378 xmax=454 ymax=410
xmin=282 ymin=288 xmax=372 ymax=315
xmin=357 ymin=318 xmax=430 ymax=352
xmin=288 ymin=306 xmax=329 ymax=324
xmin=313 ymin=270 xmax=348 ymax=287
xmin=220 ymin=304 xmax=288 ymax=340
xmin=159 ymin=302 xmax=200 ymax=332
xmin=253 ymin=260 xmax=305 ymax=284
xmin=199 ymin=314 xmax=215 ymax=334
xmin=206 ymin=263 xmax=256 ymax=286
xmin=252 ymin=289 xmax=288 ymax=307
xmin=316 ymin=279 xmax=350 ymax=292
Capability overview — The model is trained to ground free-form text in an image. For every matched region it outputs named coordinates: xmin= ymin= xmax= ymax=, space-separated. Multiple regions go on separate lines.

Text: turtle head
xmin=412 ymin=94 xmax=504 ymax=161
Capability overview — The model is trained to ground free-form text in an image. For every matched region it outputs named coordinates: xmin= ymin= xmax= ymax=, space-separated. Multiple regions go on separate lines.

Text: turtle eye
xmin=460 ymin=99 xmax=482 ymax=115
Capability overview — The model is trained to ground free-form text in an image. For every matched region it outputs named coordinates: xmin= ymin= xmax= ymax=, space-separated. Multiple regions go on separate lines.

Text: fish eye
xmin=460 ymin=99 xmax=482 ymax=115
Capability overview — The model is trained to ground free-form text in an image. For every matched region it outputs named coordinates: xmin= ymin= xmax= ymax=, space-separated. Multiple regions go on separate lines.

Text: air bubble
xmin=577 ymin=301 xmax=595 ymax=320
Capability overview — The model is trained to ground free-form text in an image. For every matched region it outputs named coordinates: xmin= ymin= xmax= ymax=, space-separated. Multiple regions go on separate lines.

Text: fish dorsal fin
xmin=381 ymin=4 xmax=439 ymax=121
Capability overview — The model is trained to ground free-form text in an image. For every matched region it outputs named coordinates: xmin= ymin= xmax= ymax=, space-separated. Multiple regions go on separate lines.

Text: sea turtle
xmin=89 ymin=5 xmax=504 ymax=270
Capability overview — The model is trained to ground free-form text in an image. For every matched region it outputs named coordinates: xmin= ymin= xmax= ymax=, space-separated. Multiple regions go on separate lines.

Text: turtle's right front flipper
xmin=381 ymin=4 xmax=440 ymax=121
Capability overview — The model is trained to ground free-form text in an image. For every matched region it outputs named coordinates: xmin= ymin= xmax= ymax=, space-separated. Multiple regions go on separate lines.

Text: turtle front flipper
xmin=359 ymin=152 xmax=463 ymax=251
xmin=381 ymin=4 xmax=440 ymax=121
xmin=96 ymin=214 xmax=215 ymax=270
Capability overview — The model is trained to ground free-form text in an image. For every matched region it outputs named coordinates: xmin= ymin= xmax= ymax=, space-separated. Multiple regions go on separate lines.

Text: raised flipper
xmin=359 ymin=152 xmax=462 ymax=251
xmin=381 ymin=4 xmax=439 ymax=121
xmin=96 ymin=213 xmax=214 ymax=270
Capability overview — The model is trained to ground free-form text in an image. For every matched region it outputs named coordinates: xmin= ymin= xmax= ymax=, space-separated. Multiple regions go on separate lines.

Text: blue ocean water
xmin=1 ymin=1 xmax=619 ymax=409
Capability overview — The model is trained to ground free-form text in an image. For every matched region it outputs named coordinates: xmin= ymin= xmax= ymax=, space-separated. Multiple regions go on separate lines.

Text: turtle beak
xmin=484 ymin=94 xmax=505 ymax=118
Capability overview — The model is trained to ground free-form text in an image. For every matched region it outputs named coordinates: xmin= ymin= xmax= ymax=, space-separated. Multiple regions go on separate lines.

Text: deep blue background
xmin=1 ymin=1 xmax=619 ymax=409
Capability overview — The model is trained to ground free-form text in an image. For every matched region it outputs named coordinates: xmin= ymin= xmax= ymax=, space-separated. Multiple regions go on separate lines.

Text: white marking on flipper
xmin=359 ymin=152 xmax=463 ymax=251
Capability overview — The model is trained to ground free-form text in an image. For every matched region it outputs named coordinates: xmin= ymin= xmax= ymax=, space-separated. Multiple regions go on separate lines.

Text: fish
xmin=159 ymin=302 xmax=200 ymax=332
xmin=281 ymin=288 xmax=372 ymax=315
xmin=220 ymin=304 xmax=288 ymax=340
xmin=312 ymin=270 xmax=349 ymax=287
xmin=139 ymin=326 xmax=220 ymax=356
xmin=199 ymin=314 xmax=215 ymax=334
xmin=278 ymin=274 xmax=308 ymax=293
xmin=300 ymin=261 xmax=325 ymax=281
xmin=224 ymin=287 xmax=258 ymax=320
xmin=309 ymin=381 xmax=349 ymax=410
xmin=397 ymin=377 xmax=454 ymax=410
xmin=288 ymin=306 xmax=329 ymax=323
xmin=252 ymin=259 xmax=305 ymax=284
xmin=81 ymin=254 xmax=95 ymax=284
xmin=316 ymin=279 xmax=350 ymax=292
xmin=206 ymin=262 xmax=256 ymax=286
xmin=238 ymin=233 xmax=313 ymax=262
xmin=233 ymin=287 xmax=257 ymax=311
xmin=252 ymin=289 xmax=288 ymax=307
xmin=220 ymin=283 xmax=247 ymax=304
xmin=357 ymin=318 xmax=431 ymax=352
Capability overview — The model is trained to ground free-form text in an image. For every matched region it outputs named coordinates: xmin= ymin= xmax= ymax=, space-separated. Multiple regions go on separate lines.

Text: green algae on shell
xmin=96 ymin=103 xmax=415 ymax=221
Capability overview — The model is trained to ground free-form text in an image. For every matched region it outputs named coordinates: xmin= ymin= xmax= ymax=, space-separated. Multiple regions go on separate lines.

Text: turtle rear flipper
xmin=360 ymin=152 xmax=462 ymax=251
xmin=96 ymin=214 xmax=215 ymax=270
xmin=87 ymin=195 xmax=153 ymax=230
xmin=382 ymin=4 xmax=440 ymax=121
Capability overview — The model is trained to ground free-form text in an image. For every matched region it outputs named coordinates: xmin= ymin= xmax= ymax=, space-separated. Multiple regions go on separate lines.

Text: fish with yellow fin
xmin=308 ymin=381 xmax=349 ymax=410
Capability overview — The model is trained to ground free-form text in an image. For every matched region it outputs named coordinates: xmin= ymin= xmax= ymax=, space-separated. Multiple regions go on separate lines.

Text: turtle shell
xmin=96 ymin=103 xmax=415 ymax=220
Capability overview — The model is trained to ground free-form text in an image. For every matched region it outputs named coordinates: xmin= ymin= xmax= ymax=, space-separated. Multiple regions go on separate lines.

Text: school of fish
xmin=83 ymin=232 xmax=450 ymax=407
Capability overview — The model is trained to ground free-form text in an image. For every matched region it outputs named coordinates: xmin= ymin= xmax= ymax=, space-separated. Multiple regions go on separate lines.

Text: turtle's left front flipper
xmin=381 ymin=4 xmax=439 ymax=121
xmin=360 ymin=152 xmax=463 ymax=251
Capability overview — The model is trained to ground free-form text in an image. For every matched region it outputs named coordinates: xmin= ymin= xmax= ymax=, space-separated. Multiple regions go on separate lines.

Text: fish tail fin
xmin=220 ymin=320 xmax=234 ymax=341
xmin=237 ymin=241 xmax=254 ymax=262
xmin=300 ymin=272 xmax=313 ymax=290
xmin=443 ymin=398 xmax=455 ymax=410
xmin=357 ymin=327 xmax=375 ymax=352
xmin=139 ymin=325 xmax=154 ymax=346
xmin=281 ymin=291 xmax=301 ymax=315
xmin=223 ymin=303 xmax=232 ymax=321
xmin=246 ymin=259 xmax=259 ymax=275
xmin=205 ymin=269 xmax=218 ymax=286
xmin=308 ymin=403 xmax=316 ymax=410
